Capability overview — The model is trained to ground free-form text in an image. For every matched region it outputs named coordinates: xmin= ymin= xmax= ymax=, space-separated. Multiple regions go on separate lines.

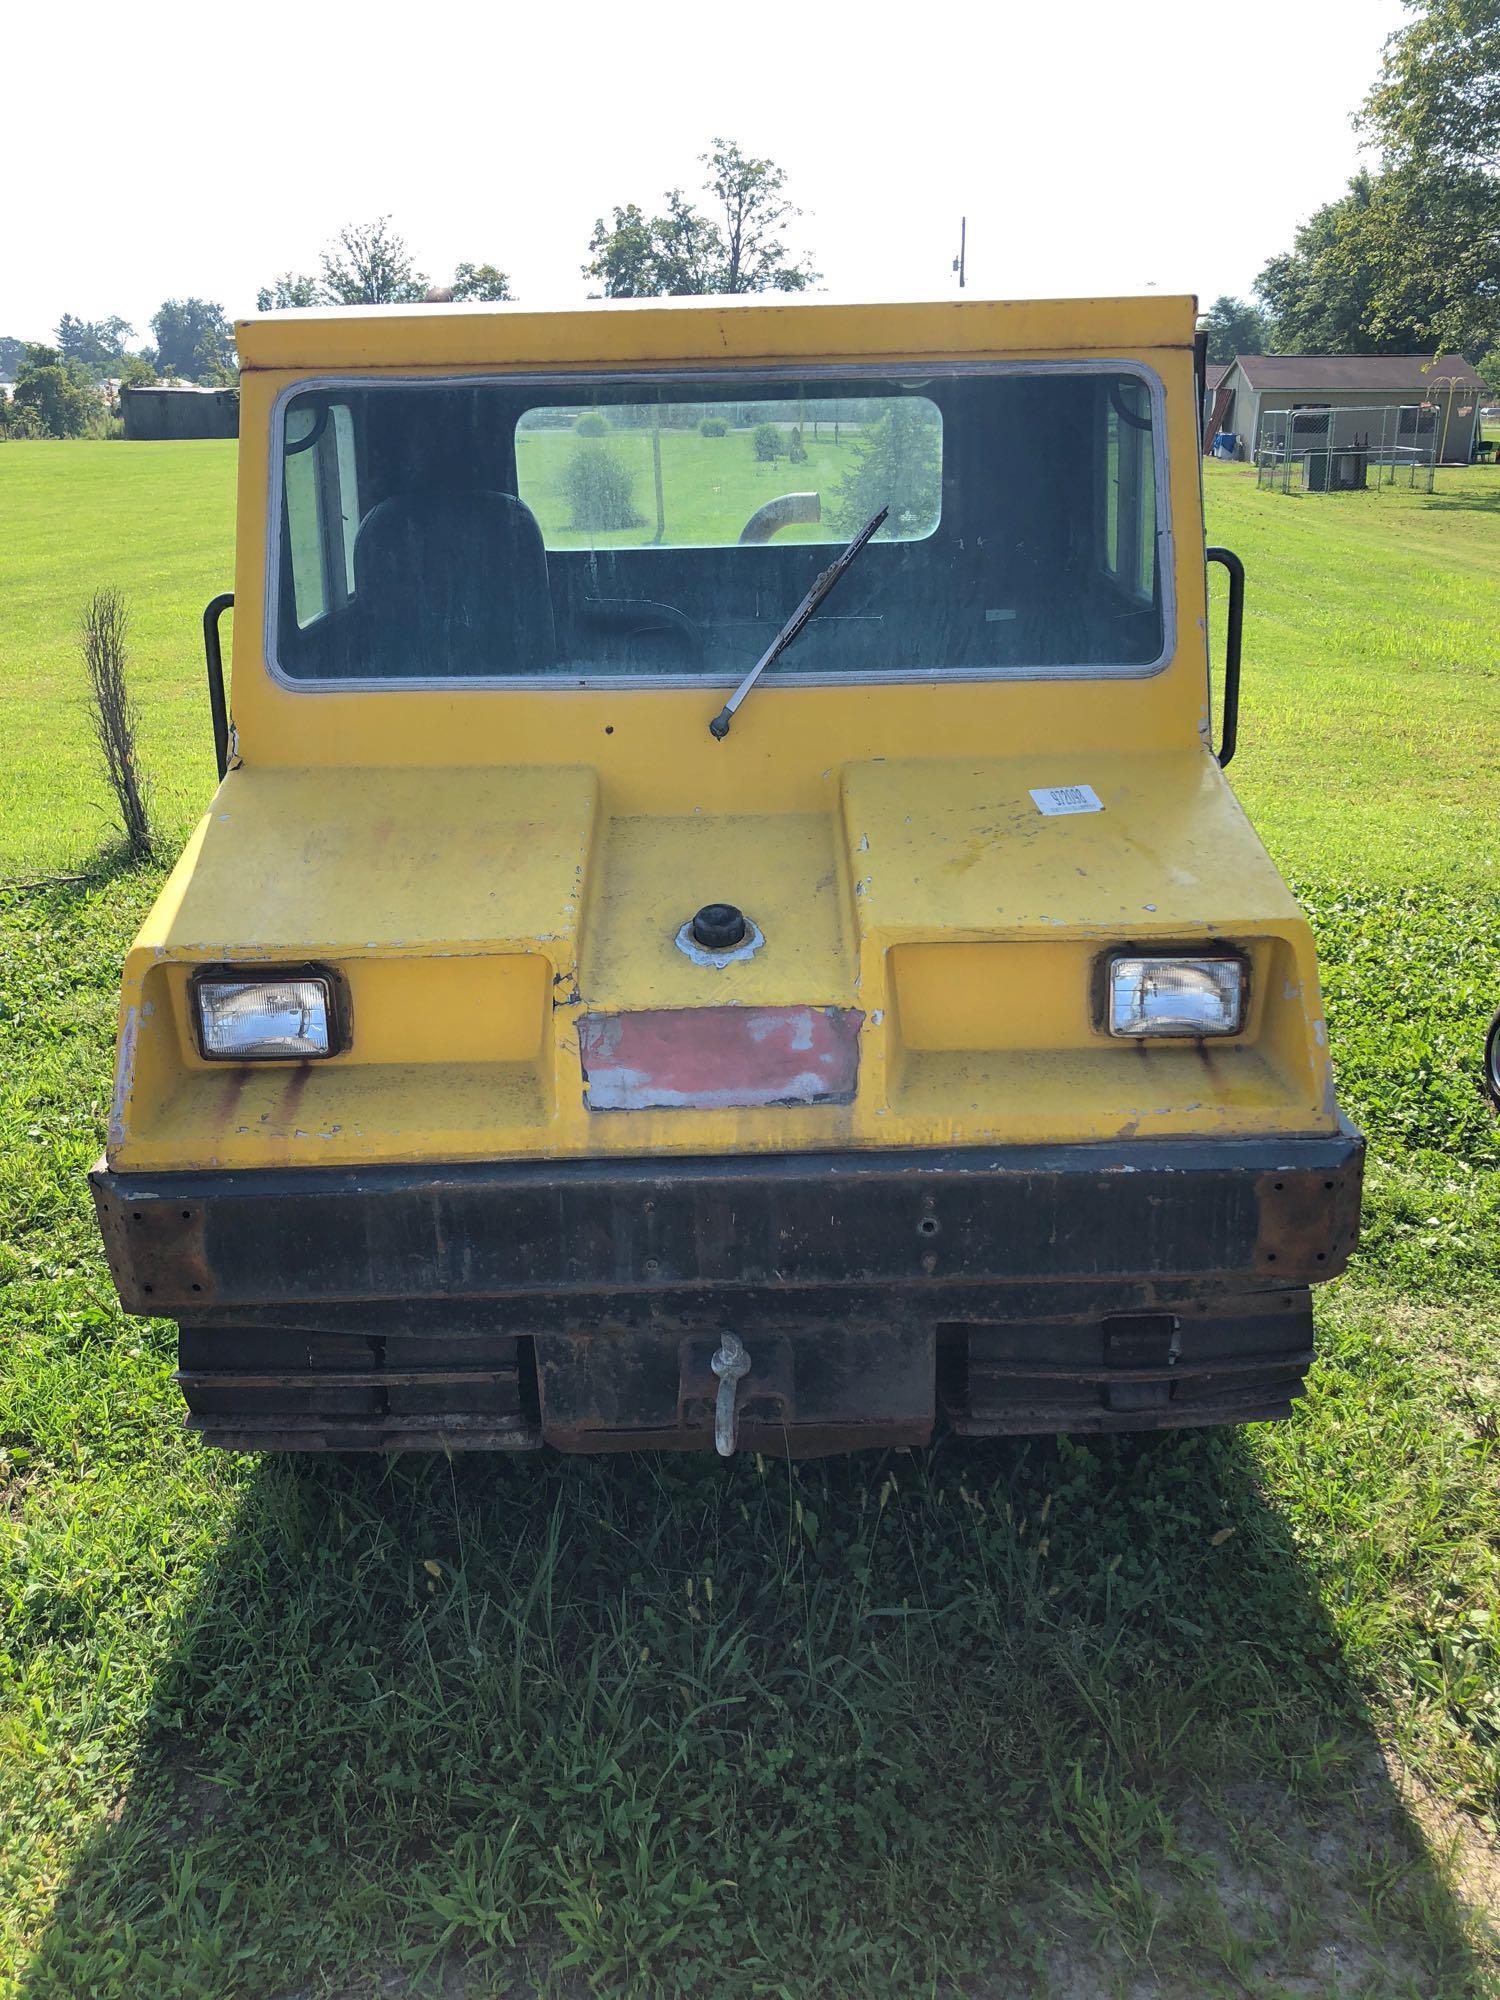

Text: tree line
xmin=1200 ymin=0 xmax=1499 ymax=389
xmin=0 ymin=140 xmax=815 ymax=439
xmin=7 ymin=36 xmax=1498 ymax=445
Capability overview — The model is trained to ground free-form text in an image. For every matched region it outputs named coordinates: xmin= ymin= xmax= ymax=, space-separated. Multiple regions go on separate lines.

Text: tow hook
xmin=710 ymin=1334 xmax=752 ymax=1457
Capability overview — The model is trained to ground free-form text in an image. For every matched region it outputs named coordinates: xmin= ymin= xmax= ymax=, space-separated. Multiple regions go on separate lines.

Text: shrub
xmin=574 ymin=411 xmax=610 ymax=437
xmin=80 ymin=588 xmax=153 ymax=859
xmin=10 ymin=345 xmax=104 ymax=439
xmin=788 ymin=425 xmax=808 ymax=463
xmin=752 ymin=422 xmax=782 ymax=463
xmin=563 ymin=442 xmax=642 ymax=532
xmin=0 ymin=395 xmax=44 ymax=441
xmin=698 ymin=415 xmax=729 ymax=437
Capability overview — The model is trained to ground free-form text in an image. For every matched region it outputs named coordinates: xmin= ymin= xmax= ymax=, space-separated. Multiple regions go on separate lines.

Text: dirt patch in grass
xmin=971 ymin=1758 xmax=1492 ymax=1997
xmin=1383 ymin=1750 xmax=1500 ymax=1954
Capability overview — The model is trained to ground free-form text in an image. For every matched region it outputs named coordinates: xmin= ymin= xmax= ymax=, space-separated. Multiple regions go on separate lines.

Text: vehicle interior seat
xmin=351 ymin=489 xmax=557 ymax=677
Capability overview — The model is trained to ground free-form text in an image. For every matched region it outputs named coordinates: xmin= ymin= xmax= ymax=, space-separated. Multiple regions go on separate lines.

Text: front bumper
xmin=92 ymin=1129 xmax=1363 ymax=1452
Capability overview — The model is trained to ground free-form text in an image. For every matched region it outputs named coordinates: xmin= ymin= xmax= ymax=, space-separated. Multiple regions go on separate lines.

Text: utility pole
xmin=952 ymin=216 xmax=967 ymax=290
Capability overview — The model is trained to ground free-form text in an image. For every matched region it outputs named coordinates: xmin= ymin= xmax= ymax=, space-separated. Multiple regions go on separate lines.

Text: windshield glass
xmin=272 ymin=368 xmax=1165 ymax=684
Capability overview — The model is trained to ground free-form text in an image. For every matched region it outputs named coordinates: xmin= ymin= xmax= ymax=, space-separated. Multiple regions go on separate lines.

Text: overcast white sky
xmin=2 ymin=0 xmax=1403 ymax=344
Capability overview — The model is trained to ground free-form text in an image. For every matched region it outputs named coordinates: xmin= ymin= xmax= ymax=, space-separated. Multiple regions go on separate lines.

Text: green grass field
xmin=0 ymin=443 xmax=233 ymax=879
xmin=1 ymin=449 xmax=1498 ymax=1996
xmin=515 ymin=422 xmax=871 ymax=551
xmin=1205 ymin=466 xmax=1499 ymax=892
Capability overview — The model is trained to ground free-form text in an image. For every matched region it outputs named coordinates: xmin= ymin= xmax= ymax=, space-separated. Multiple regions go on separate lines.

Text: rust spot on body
xmin=218 ymin=1066 xmax=251 ymax=1118
xmin=278 ymin=1064 xmax=313 ymax=1125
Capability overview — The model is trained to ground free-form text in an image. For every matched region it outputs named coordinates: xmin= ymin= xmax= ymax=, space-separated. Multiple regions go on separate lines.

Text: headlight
xmin=192 ymin=969 xmax=342 ymax=1061
xmin=1105 ymin=955 xmax=1246 ymax=1039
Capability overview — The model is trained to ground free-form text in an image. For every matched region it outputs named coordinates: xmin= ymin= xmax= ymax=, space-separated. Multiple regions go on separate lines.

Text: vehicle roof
xmin=234 ymin=292 xmax=1198 ymax=372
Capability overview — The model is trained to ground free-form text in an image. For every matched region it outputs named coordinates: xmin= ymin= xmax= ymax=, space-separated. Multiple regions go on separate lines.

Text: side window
xmin=1133 ymin=412 xmax=1156 ymax=601
xmin=332 ymin=404 xmax=359 ymax=592
xmin=1101 ymin=379 xmax=1156 ymax=604
xmin=283 ymin=402 xmax=359 ymax=628
xmin=284 ymin=408 xmax=327 ymax=626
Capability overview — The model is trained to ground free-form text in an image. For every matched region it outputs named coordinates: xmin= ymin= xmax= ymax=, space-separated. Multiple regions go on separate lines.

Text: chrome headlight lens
xmin=1106 ymin=955 xmax=1246 ymax=1039
xmin=193 ymin=971 xmax=339 ymax=1061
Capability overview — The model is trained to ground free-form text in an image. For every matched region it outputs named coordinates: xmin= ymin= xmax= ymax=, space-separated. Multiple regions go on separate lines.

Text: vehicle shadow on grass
xmin=20 ymin=1430 xmax=1491 ymax=2000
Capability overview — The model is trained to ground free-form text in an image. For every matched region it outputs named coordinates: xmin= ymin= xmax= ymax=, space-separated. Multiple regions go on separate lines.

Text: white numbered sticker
xmin=1029 ymin=784 xmax=1103 ymax=816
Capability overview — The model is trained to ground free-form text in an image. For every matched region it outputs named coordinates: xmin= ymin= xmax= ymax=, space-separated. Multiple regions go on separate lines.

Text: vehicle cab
xmin=92 ymin=293 xmax=1363 ymax=1454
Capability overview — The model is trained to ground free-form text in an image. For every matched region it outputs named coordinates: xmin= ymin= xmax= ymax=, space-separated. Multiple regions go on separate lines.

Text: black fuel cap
xmin=691 ymin=903 xmax=747 ymax=950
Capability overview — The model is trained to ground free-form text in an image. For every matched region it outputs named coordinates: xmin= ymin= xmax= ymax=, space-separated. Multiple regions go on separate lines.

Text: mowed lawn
xmin=1205 ymin=463 xmax=1499 ymax=891
xmin=515 ymin=421 xmax=869 ymax=550
xmin=0 ymin=442 xmax=234 ymax=878
xmin=1 ymin=442 xmax=1494 ymax=887
xmin=0 ymin=448 xmax=1498 ymax=1997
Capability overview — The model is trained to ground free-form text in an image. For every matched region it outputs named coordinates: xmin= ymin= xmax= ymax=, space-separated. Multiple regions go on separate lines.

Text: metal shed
xmin=120 ymin=384 xmax=240 ymax=441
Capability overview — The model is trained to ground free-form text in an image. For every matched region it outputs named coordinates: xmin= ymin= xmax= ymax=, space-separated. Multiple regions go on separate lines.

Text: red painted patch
xmin=579 ymin=1007 xmax=863 ymax=1112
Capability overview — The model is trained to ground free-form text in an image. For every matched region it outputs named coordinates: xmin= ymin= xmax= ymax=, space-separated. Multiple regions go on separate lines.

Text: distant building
xmin=120 ymin=383 xmax=239 ymax=441
xmin=1205 ymin=353 xmax=1484 ymax=464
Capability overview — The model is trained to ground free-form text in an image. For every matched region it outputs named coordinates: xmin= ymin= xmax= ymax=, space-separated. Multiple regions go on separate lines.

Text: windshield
xmin=272 ymin=368 xmax=1166 ymax=685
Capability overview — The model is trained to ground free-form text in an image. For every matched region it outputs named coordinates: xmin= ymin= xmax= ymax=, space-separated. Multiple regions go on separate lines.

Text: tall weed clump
xmin=79 ymin=587 xmax=153 ymax=860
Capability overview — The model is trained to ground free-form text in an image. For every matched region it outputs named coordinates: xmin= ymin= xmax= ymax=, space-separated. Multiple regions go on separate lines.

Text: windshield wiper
xmin=709 ymin=504 xmax=889 ymax=739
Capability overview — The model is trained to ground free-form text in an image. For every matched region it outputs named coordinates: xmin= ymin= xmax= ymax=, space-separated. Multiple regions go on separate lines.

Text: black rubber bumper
xmin=92 ymin=1131 xmax=1362 ymax=1314
xmin=90 ymin=1130 xmax=1363 ymax=1450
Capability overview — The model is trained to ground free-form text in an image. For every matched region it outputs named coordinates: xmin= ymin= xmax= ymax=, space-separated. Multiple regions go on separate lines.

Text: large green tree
xmin=1256 ymin=1 xmax=1500 ymax=357
xmin=1360 ymin=0 xmax=1500 ymax=354
xmin=832 ymin=401 xmax=942 ymax=541
xmin=6 ymin=344 xmax=103 ymax=437
xmin=150 ymin=299 xmax=234 ymax=381
xmin=319 ymin=218 xmax=430 ymax=305
xmin=449 ymin=262 xmax=514 ymax=302
xmin=1257 ymin=165 xmax=1500 ymax=356
xmin=255 ymin=273 xmax=321 ymax=312
xmin=0 ymin=335 xmax=28 ymax=381
xmin=1198 ymin=295 xmax=1271 ymax=364
xmin=1257 ymin=173 xmax=1397 ymax=352
xmin=1361 ymin=0 xmax=1499 ymax=172
xmin=584 ymin=190 xmax=730 ymax=298
xmin=257 ymin=255 xmax=513 ymax=311
xmin=702 ymin=138 xmax=818 ymax=294
xmin=55 ymin=314 xmax=134 ymax=375
xmin=583 ymin=203 xmax=660 ymax=298
xmin=583 ymin=139 xmax=818 ymax=298
xmin=653 ymin=190 xmax=726 ymax=295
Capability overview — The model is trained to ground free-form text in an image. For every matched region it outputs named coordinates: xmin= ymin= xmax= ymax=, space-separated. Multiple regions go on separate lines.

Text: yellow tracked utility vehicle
xmin=92 ymin=293 xmax=1363 ymax=1455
